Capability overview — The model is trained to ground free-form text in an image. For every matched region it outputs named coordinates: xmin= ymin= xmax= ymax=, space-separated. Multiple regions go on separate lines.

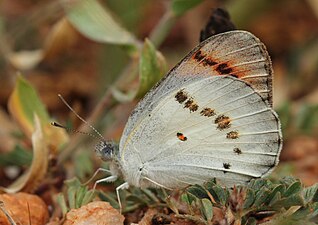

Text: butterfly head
xmin=95 ymin=141 xmax=118 ymax=161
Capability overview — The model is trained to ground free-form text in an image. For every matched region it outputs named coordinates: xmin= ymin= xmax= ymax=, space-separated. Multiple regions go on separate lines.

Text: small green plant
xmin=72 ymin=176 xmax=318 ymax=224
xmin=98 ymin=183 xmax=168 ymax=213
xmin=165 ymin=177 xmax=318 ymax=224
xmin=56 ymin=178 xmax=95 ymax=215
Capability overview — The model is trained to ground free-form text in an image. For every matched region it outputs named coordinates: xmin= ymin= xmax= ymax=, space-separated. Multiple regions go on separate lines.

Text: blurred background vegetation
xmin=0 ymin=0 xmax=317 ymax=223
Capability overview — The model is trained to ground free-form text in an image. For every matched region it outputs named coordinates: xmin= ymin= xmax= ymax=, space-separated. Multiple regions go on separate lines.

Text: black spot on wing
xmin=233 ymin=147 xmax=242 ymax=154
xmin=175 ymin=90 xmax=188 ymax=103
xmin=200 ymin=108 xmax=216 ymax=117
xmin=226 ymin=131 xmax=239 ymax=139
xmin=215 ymin=115 xmax=231 ymax=130
xmin=216 ymin=63 xmax=233 ymax=75
xmin=223 ymin=162 xmax=231 ymax=173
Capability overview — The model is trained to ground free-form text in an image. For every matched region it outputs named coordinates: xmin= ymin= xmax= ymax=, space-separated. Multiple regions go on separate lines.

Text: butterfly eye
xmin=95 ymin=141 xmax=114 ymax=161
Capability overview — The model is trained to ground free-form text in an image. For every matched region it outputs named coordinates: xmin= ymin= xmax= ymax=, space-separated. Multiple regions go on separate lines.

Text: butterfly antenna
xmin=51 ymin=122 xmax=102 ymax=140
xmin=56 ymin=94 xmax=105 ymax=141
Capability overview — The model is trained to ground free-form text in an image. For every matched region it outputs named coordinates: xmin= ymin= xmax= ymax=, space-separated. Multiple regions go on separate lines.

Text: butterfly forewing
xmin=119 ymin=76 xmax=282 ymax=189
xmin=177 ymin=30 xmax=273 ymax=106
xmin=121 ymin=31 xmax=273 ymax=147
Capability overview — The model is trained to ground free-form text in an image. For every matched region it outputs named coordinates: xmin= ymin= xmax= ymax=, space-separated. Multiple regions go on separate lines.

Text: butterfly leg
xmin=143 ymin=177 xmax=172 ymax=190
xmin=92 ymin=175 xmax=118 ymax=192
xmin=116 ymin=182 xmax=129 ymax=213
xmin=83 ymin=167 xmax=111 ymax=186
xmin=85 ymin=174 xmax=118 ymax=205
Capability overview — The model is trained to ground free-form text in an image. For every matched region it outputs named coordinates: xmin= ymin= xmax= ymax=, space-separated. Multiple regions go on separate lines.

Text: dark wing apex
xmin=175 ymin=31 xmax=273 ymax=107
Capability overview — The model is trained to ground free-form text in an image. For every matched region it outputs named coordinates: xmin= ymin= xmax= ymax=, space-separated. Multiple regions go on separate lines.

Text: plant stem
xmin=149 ymin=10 xmax=177 ymax=48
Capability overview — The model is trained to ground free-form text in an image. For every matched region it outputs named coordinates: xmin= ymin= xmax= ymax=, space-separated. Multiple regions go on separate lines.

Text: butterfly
xmin=91 ymin=30 xmax=282 ymax=209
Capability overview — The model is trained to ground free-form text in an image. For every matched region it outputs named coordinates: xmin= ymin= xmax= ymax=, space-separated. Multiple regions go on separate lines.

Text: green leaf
xmin=141 ymin=189 xmax=161 ymax=204
xmin=75 ymin=186 xmax=87 ymax=208
xmin=211 ymin=185 xmax=229 ymax=206
xmin=60 ymin=178 xmax=93 ymax=209
xmin=253 ymin=187 xmax=270 ymax=207
xmin=205 ymin=181 xmax=220 ymax=203
xmin=137 ymin=39 xmax=167 ymax=98
xmin=181 ymin=193 xmax=191 ymax=205
xmin=171 ymin=0 xmax=203 ymax=17
xmin=67 ymin=185 xmax=76 ymax=209
xmin=81 ymin=190 xmax=95 ymax=206
xmin=0 ymin=145 xmax=32 ymax=166
xmin=187 ymin=184 xmax=209 ymax=199
xmin=126 ymin=194 xmax=148 ymax=206
xmin=8 ymin=75 xmax=50 ymax=137
xmin=8 ymin=74 xmax=68 ymax=151
xmin=302 ymin=183 xmax=318 ymax=204
xmin=248 ymin=179 xmax=270 ymax=190
xmin=200 ymin=198 xmax=213 ymax=221
xmin=267 ymin=185 xmax=285 ymax=204
xmin=182 ymin=192 xmax=198 ymax=205
xmin=284 ymin=182 xmax=302 ymax=197
xmin=273 ymin=194 xmax=304 ymax=209
xmin=243 ymin=189 xmax=255 ymax=209
xmin=269 ymin=191 xmax=282 ymax=207
xmin=290 ymin=203 xmax=318 ymax=221
xmin=65 ymin=177 xmax=82 ymax=187
xmin=205 ymin=179 xmax=217 ymax=188
xmin=280 ymin=177 xmax=299 ymax=187
xmin=153 ymin=188 xmax=169 ymax=203
xmin=65 ymin=178 xmax=82 ymax=209
xmin=98 ymin=191 xmax=119 ymax=209
xmin=63 ymin=0 xmax=137 ymax=46
xmin=56 ymin=193 xmax=68 ymax=215
xmin=127 ymin=188 xmax=153 ymax=206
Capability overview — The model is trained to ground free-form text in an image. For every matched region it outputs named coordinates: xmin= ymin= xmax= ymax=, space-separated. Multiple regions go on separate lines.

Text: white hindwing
xmin=118 ymin=76 xmax=282 ymax=188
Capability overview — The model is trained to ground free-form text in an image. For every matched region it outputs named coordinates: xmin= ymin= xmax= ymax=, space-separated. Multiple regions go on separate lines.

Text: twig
xmin=0 ymin=201 xmax=17 ymax=225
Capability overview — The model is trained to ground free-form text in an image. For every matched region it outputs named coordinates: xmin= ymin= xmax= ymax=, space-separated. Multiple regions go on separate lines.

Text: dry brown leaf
xmin=6 ymin=17 xmax=78 ymax=70
xmin=42 ymin=17 xmax=79 ymax=62
xmin=137 ymin=208 xmax=158 ymax=225
xmin=0 ymin=114 xmax=49 ymax=193
xmin=8 ymin=50 xmax=43 ymax=70
xmin=8 ymin=75 xmax=69 ymax=155
xmin=63 ymin=201 xmax=124 ymax=225
xmin=307 ymin=0 xmax=318 ymax=18
xmin=0 ymin=192 xmax=49 ymax=225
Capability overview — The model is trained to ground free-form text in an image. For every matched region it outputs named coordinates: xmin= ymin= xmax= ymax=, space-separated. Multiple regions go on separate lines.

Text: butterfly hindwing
xmin=119 ymin=76 xmax=282 ymax=189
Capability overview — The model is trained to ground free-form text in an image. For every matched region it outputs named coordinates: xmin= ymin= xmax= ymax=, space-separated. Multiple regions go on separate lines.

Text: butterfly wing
xmin=183 ymin=30 xmax=273 ymax=106
xmin=119 ymin=76 xmax=282 ymax=188
xmin=122 ymin=31 xmax=273 ymax=146
xmin=118 ymin=31 xmax=280 ymax=188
